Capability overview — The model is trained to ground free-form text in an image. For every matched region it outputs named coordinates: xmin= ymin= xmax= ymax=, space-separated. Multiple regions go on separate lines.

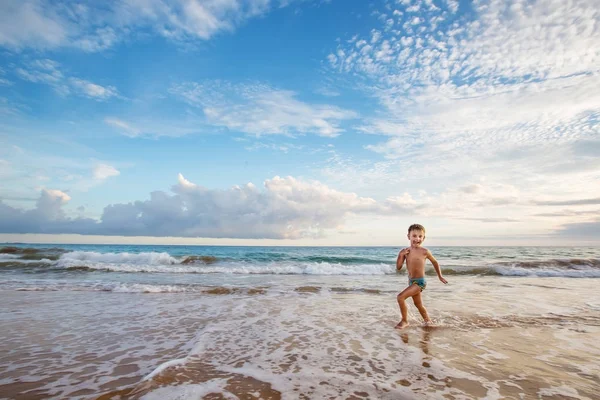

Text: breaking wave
xmin=0 ymin=247 xmax=598 ymax=278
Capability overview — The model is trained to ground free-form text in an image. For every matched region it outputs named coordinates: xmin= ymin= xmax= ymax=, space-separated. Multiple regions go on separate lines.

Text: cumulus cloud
xmin=98 ymin=174 xmax=387 ymax=238
xmin=171 ymin=81 xmax=358 ymax=137
xmin=0 ymin=0 xmax=311 ymax=51
xmin=0 ymin=175 xmax=418 ymax=239
xmin=3 ymin=175 xmax=593 ymax=239
xmin=0 ymin=189 xmax=97 ymax=234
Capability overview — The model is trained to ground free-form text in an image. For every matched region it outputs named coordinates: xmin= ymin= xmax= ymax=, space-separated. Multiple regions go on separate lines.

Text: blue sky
xmin=0 ymin=0 xmax=599 ymax=246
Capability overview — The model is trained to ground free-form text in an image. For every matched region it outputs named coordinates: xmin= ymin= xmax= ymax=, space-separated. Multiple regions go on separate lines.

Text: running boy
xmin=395 ymin=224 xmax=447 ymax=329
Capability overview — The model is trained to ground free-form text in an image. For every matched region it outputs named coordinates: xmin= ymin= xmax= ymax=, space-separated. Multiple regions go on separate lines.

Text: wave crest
xmin=57 ymin=251 xmax=180 ymax=267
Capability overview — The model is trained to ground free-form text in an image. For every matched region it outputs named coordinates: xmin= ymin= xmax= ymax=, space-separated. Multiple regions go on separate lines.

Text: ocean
xmin=1 ymin=244 xmax=599 ymax=399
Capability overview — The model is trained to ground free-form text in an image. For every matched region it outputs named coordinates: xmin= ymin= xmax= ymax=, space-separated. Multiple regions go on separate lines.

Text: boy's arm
xmin=426 ymin=250 xmax=448 ymax=284
xmin=396 ymin=248 xmax=409 ymax=271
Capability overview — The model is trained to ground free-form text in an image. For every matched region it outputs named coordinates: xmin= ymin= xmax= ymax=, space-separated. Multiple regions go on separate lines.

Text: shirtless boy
xmin=395 ymin=224 xmax=447 ymax=329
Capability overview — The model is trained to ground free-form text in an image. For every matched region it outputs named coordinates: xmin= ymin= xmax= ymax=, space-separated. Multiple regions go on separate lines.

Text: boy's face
xmin=407 ymin=229 xmax=425 ymax=247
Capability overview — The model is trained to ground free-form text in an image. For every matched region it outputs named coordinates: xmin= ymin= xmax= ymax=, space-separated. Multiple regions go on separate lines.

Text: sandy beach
xmin=1 ymin=273 xmax=599 ymax=399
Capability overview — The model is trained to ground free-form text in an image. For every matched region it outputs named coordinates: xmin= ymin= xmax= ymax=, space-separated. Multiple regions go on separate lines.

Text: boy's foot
xmin=422 ymin=320 xmax=436 ymax=329
xmin=395 ymin=321 xmax=410 ymax=329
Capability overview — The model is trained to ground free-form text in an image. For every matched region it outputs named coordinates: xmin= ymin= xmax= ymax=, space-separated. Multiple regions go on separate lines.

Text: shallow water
xmin=1 ymin=274 xmax=599 ymax=399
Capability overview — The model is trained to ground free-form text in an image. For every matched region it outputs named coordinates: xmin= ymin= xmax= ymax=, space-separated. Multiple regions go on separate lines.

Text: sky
xmin=0 ymin=0 xmax=599 ymax=246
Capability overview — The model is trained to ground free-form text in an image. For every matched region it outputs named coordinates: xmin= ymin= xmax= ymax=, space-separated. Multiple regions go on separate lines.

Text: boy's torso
xmin=406 ymin=247 xmax=428 ymax=278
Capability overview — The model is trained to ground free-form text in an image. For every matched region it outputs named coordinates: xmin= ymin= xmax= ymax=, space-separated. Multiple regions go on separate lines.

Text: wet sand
xmin=1 ymin=276 xmax=599 ymax=399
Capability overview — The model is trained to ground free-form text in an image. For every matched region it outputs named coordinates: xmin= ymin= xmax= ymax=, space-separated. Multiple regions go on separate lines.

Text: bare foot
xmin=395 ymin=321 xmax=410 ymax=329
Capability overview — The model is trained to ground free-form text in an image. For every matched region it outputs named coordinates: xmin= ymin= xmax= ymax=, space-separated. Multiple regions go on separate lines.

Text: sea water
xmin=1 ymin=244 xmax=599 ymax=399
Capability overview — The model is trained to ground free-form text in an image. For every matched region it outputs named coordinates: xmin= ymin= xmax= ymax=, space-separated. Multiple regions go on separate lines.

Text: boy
xmin=395 ymin=224 xmax=447 ymax=329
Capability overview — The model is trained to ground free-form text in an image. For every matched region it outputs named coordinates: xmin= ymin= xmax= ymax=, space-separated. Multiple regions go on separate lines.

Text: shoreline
xmin=1 ymin=276 xmax=599 ymax=399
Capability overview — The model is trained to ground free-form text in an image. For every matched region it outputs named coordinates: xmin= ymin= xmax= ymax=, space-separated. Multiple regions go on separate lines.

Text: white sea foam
xmin=143 ymin=358 xmax=188 ymax=381
xmin=142 ymin=292 xmax=496 ymax=399
xmin=493 ymin=266 xmax=600 ymax=278
xmin=5 ymin=281 xmax=207 ymax=293
xmin=109 ymin=283 xmax=192 ymax=293
xmin=54 ymin=253 xmax=397 ymax=274
xmin=141 ymin=379 xmax=236 ymax=400
xmin=57 ymin=251 xmax=179 ymax=267
xmin=0 ymin=258 xmax=55 ymax=264
xmin=586 ymin=302 xmax=600 ymax=311
xmin=0 ymin=254 xmax=20 ymax=260
xmin=191 ymin=261 xmax=395 ymax=275
xmin=44 ymin=251 xmax=600 ymax=277
xmin=538 ymin=385 xmax=583 ymax=399
xmin=2 ymin=276 xmax=599 ymax=399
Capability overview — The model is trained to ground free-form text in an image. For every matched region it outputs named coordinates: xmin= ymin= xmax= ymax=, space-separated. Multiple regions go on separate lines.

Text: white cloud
xmin=16 ymin=59 xmax=64 ymax=86
xmin=329 ymin=0 xmax=600 ymax=147
xmin=0 ymin=67 xmax=11 ymax=86
xmin=0 ymin=174 xmax=596 ymax=240
xmin=0 ymin=0 xmax=312 ymax=51
xmin=93 ymin=164 xmax=120 ymax=180
xmin=15 ymin=59 xmax=119 ymax=101
xmin=0 ymin=1 xmax=69 ymax=50
xmin=0 ymin=175 xmax=386 ymax=238
xmin=42 ymin=189 xmax=70 ymax=202
xmin=331 ymin=0 xmax=599 ymax=132
xmin=315 ymin=86 xmax=341 ymax=97
xmin=0 ymin=97 xmax=25 ymax=116
xmin=0 ymin=141 xmax=123 ymax=201
xmin=177 ymin=173 xmax=196 ymax=189
xmin=69 ymin=78 xmax=118 ymax=100
xmin=0 ymin=188 xmax=98 ymax=234
xmin=103 ymin=116 xmax=205 ymax=138
xmin=244 ymin=141 xmax=304 ymax=153
xmin=317 ymin=142 xmax=600 ymax=237
xmin=104 ymin=118 xmax=141 ymax=137
xmin=171 ymin=81 xmax=358 ymax=137
xmin=322 ymin=0 xmax=600 ymax=231
xmin=74 ymin=27 xmax=119 ymax=52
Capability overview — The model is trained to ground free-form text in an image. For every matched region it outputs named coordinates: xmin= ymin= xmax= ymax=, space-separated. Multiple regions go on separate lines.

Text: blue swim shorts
xmin=408 ymin=277 xmax=427 ymax=291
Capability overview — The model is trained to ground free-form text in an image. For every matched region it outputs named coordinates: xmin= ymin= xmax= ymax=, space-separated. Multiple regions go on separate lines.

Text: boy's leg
xmin=395 ymin=284 xmax=421 ymax=329
xmin=412 ymin=292 xmax=432 ymax=323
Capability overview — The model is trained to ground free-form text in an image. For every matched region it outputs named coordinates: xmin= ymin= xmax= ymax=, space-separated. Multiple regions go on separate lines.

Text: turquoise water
xmin=1 ymin=244 xmax=599 ymax=293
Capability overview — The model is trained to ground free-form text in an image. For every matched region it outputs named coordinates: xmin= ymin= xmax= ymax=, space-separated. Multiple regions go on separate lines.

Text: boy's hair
xmin=408 ymin=224 xmax=426 ymax=234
